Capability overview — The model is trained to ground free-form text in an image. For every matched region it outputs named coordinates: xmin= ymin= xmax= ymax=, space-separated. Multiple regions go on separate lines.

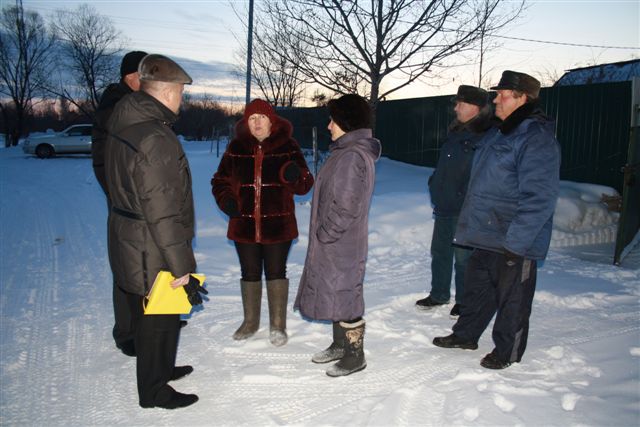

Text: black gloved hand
xmin=283 ymin=162 xmax=301 ymax=183
xmin=184 ymin=274 xmax=208 ymax=306
xmin=222 ymin=198 xmax=240 ymax=218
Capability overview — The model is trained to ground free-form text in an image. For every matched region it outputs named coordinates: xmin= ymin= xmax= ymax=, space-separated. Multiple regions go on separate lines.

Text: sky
xmin=1 ymin=139 xmax=638 ymax=425
xmin=17 ymin=0 xmax=640 ymax=105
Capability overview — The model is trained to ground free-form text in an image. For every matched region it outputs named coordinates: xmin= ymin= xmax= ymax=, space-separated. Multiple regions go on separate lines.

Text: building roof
xmin=554 ymin=59 xmax=640 ymax=86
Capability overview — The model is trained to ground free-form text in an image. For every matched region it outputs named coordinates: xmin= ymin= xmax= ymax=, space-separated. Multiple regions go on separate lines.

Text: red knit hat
xmin=244 ymin=99 xmax=276 ymax=123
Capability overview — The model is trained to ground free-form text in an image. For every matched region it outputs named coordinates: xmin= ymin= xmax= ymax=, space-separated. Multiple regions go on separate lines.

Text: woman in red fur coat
xmin=211 ymin=99 xmax=313 ymax=346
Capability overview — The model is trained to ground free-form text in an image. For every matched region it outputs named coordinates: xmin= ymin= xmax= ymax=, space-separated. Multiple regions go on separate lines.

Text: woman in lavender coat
xmin=294 ymin=94 xmax=381 ymax=377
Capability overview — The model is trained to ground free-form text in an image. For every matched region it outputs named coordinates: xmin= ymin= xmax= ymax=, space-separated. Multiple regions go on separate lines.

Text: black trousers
xmin=234 ymin=241 xmax=292 ymax=281
xmin=112 ymin=282 xmax=135 ymax=348
xmin=453 ymin=249 xmax=537 ymax=363
xmin=129 ymin=294 xmax=180 ymax=407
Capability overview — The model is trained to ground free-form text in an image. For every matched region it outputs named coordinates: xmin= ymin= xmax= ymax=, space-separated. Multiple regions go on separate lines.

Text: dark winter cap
xmin=120 ymin=51 xmax=147 ymax=78
xmin=244 ymin=99 xmax=277 ymax=123
xmin=452 ymin=85 xmax=489 ymax=107
xmin=138 ymin=54 xmax=193 ymax=84
xmin=490 ymin=70 xmax=541 ymax=99
xmin=327 ymin=94 xmax=372 ymax=132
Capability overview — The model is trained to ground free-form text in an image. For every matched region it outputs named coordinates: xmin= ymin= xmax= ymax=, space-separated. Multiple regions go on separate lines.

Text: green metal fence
xmin=280 ymin=81 xmax=633 ymax=194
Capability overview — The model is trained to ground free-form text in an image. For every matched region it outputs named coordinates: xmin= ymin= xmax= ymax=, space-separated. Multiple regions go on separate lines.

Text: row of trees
xmin=0 ymin=1 xmax=237 ymax=147
xmin=237 ymin=0 xmax=524 ymax=124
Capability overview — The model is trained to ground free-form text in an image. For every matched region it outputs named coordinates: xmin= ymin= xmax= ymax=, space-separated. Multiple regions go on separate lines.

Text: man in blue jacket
xmin=416 ymin=85 xmax=493 ymax=317
xmin=433 ymin=71 xmax=561 ymax=369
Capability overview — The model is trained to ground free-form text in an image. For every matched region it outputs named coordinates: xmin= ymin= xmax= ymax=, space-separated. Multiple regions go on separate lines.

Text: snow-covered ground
xmin=1 ymin=141 xmax=638 ymax=426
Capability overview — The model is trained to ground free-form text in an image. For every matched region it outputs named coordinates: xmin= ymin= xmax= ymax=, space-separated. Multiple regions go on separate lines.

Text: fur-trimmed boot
xmin=233 ymin=280 xmax=262 ymax=340
xmin=267 ymin=279 xmax=289 ymax=346
xmin=311 ymin=322 xmax=345 ymax=363
xmin=326 ymin=319 xmax=367 ymax=377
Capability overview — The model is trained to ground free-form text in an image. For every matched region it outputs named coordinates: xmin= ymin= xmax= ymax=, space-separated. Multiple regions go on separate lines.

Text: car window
xmin=66 ymin=126 xmax=92 ymax=136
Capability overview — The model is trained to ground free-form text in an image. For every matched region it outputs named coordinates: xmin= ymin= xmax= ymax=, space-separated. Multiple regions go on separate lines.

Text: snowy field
xmin=1 ymin=140 xmax=638 ymax=426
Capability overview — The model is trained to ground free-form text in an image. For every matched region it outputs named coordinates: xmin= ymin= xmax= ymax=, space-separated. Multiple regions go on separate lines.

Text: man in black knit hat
xmin=92 ymin=50 xmax=147 ymax=357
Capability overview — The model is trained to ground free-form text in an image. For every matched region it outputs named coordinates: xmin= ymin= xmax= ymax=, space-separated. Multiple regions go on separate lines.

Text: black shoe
xmin=144 ymin=386 xmax=198 ymax=409
xmin=480 ymin=352 xmax=512 ymax=370
xmin=117 ymin=340 xmax=136 ymax=357
xmin=449 ymin=304 xmax=461 ymax=319
xmin=415 ymin=295 xmax=446 ymax=310
xmin=432 ymin=333 xmax=478 ymax=350
xmin=170 ymin=365 xmax=194 ymax=381
xmin=180 ymin=320 xmax=188 ymax=329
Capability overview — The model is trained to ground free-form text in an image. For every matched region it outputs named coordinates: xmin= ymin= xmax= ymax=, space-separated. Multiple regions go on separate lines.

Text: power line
xmin=498 ymin=35 xmax=639 ymax=50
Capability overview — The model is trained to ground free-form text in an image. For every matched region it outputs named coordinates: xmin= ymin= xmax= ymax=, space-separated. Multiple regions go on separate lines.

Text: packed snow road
xmin=1 ymin=143 xmax=638 ymax=426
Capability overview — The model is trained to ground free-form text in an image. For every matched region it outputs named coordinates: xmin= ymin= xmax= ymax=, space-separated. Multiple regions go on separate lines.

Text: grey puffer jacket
xmin=294 ymin=128 xmax=381 ymax=321
xmin=105 ymin=91 xmax=196 ymax=296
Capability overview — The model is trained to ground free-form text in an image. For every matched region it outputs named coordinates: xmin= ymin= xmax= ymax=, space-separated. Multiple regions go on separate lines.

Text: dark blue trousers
xmin=429 ymin=215 xmax=472 ymax=303
xmin=453 ymin=249 xmax=537 ymax=363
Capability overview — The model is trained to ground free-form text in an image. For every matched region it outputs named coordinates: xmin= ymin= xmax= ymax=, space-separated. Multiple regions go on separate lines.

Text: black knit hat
xmin=491 ymin=70 xmax=541 ymax=99
xmin=120 ymin=51 xmax=147 ymax=78
xmin=452 ymin=85 xmax=489 ymax=107
xmin=327 ymin=94 xmax=371 ymax=132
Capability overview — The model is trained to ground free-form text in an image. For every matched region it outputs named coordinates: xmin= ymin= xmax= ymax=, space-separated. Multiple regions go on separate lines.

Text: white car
xmin=22 ymin=124 xmax=93 ymax=158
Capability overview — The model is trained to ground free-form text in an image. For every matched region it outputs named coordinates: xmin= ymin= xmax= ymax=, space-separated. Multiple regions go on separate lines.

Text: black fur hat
xmin=327 ymin=94 xmax=371 ymax=132
xmin=120 ymin=51 xmax=147 ymax=78
xmin=491 ymin=70 xmax=541 ymax=99
xmin=452 ymin=85 xmax=489 ymax=107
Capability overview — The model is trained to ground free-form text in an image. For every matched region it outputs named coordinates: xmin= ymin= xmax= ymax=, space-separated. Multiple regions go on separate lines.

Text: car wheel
xmin=36 ymin=144 xmax=54 ymax=159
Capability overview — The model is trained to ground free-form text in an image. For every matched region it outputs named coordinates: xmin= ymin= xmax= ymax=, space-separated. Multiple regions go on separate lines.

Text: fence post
xmin=312 ymin=126 xmax=318 ymax=176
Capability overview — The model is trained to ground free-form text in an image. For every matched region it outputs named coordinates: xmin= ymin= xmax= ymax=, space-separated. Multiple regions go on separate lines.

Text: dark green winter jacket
xmin=105 ymin=91 xmax=196 ymax=296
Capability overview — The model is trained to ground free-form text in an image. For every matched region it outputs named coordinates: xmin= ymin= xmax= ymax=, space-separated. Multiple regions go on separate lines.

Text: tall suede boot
xmin=326 ymin=319 xmax=366 ymax=377
xmin=311 ymin=322 xmax=345 ymax=363
xmin=233 ymin=280 xmax=262 ymax=340
xmin=266 ymin=279 xmax=288 ymax=346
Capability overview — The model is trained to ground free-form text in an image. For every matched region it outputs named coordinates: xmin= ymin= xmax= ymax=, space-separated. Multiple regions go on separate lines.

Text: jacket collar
xmin=499 ymin=102 xmax=545 ymax=135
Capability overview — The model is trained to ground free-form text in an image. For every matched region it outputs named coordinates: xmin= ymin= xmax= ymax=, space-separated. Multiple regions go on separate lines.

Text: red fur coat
xmin=211 ymin=116 xmax=313 ymax=243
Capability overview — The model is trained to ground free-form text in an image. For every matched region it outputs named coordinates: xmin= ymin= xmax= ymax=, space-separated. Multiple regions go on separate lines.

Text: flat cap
xmin=138 ymin=54 xmax=192 ymax=84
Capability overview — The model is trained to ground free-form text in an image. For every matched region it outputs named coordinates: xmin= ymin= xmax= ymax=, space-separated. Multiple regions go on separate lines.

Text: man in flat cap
xmin=433 ymin=71 xmax=561 ymax=370
xmin=92 ymin=50 xmax=147 ymax=358
xmin=105 ymin=54 xmax=206 ymax=408
xmin=416 ymin=85 xmax=494 ymax=318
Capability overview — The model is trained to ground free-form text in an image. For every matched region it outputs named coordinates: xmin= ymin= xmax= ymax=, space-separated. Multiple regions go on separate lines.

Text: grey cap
xmin=138 ymin=54 xmax=193 ymax=84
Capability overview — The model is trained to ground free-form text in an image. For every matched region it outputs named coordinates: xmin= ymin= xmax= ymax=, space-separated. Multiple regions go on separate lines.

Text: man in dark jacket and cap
xmin=433 ymin=71 xmax=561 ymax=370
xmin=92 ymin=50 xmax=147 ymax=357
xmin=416 ymin=85 xmax=493 ymax=317
xmin=106 ymin=54 xmax=206 ymax=408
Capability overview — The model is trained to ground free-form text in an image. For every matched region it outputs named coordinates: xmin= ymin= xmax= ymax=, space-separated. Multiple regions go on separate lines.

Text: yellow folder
xmin=144 ymin=271 xmax=206 ymax=315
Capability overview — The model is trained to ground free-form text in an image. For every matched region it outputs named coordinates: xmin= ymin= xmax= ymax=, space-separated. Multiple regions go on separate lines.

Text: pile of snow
xmin=0 ymin=142 xmax=638 ymax=426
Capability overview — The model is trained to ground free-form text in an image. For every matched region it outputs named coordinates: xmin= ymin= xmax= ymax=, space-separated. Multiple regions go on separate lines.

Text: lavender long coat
xmin=294 ymin=129 xmax=381 ymax=321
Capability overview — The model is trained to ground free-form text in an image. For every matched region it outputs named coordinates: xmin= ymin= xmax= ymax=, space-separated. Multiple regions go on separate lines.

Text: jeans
xmin=429 ymin=215 xmax=471 ymax=303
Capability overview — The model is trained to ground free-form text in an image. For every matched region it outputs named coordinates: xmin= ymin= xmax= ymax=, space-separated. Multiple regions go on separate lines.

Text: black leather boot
xmin=312 ymin=321 xmax=345 ymax=363
xmin=326 ymin=319 xmax=366 ymax=377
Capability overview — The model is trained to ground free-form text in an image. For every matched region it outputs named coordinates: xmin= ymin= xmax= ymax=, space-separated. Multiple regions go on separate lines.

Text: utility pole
xmin=245 ymin=0 xmax=254 ymax=105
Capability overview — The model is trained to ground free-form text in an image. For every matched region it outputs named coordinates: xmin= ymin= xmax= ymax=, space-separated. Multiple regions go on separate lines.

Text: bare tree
xmin=232 ymin=4 xmax=308 ymax=107
xmin=49 ymin=4 xmax=123 ymax=116
xmin=260 ymin=0 xmax=524 ymax=124
xmin=0 ymin=1 xmax=56 ymax=146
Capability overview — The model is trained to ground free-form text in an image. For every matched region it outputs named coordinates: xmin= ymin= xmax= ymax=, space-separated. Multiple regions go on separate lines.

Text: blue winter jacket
xmin=429 ymin=108 xmax=494 ymax=217
xmin=453 ymin=103 xmax=561 ymax=260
